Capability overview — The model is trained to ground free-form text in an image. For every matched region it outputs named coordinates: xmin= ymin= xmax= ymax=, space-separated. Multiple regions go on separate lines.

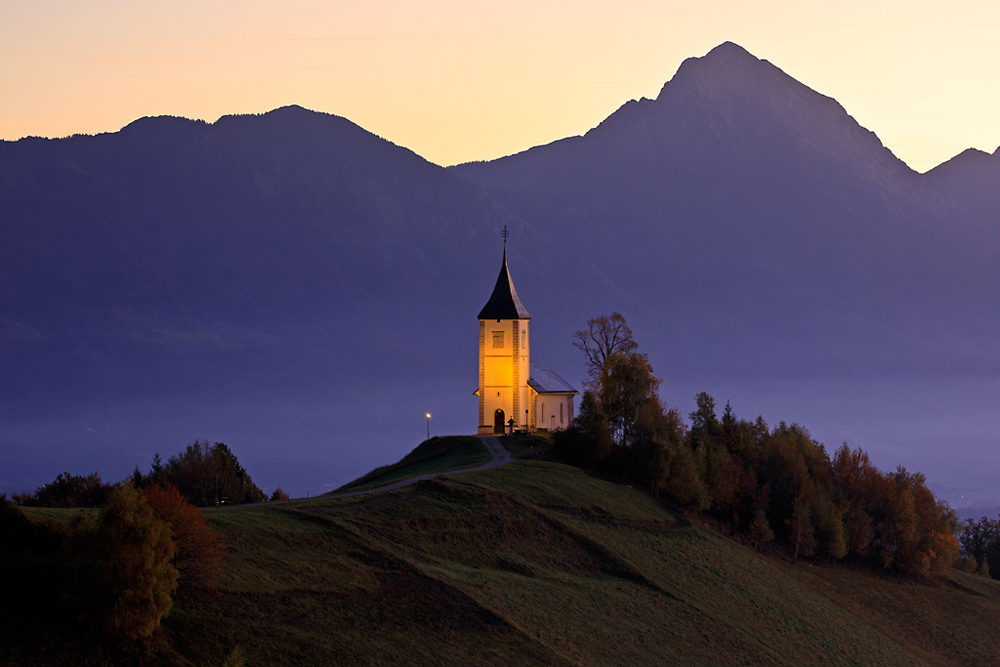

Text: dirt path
xmin=322 ymin=435 xmax=510 ymax=500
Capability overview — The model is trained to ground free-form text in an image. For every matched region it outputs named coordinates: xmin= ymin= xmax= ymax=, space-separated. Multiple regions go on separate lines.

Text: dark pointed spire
xmin=478 ymin=247 xmax=531 ymax=320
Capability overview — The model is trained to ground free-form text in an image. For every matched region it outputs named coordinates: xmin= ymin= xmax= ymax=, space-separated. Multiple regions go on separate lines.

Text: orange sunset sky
xmin=2 ymin=0 xmax=997 ymax=173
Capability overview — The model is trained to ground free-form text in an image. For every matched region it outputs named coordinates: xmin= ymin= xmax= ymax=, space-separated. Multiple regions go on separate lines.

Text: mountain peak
xmin=703 ymin=41 xmax=757 ymax=63
xmin=925 ymin=146 xmax=1000 ymax=191
xmin=658 ymin=42 xmax=790 ymax=103
xmin=638 ymin=42 xmax=910 ymax=176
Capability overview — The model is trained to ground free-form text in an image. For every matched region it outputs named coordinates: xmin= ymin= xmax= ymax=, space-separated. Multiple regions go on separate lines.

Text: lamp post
xmin=426 ymin=413 xmax=431 ymax=440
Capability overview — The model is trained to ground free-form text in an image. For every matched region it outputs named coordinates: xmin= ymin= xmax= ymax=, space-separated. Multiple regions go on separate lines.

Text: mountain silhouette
xmin=2 ymin=45 xmax=999 ymax=503
xmin=0 ymin=105 xmax=609 ymax=494
xmin=452 ymin=42 xmax=999 ymax=379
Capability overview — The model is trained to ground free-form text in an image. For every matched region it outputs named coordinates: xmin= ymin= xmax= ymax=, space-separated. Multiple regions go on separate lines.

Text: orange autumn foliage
xmin=142 ymin=482 xmax=226 ymax=588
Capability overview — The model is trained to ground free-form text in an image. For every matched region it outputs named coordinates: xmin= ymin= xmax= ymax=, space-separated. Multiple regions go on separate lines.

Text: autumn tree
xmin=832 ymin=444 xmax=957 ymax=576
xmin=142 ymin=482 xmax=226 ymax=588
xmin=831 ymin=444 xmax=878 ymax=557
xmin=68 ymin=486 xmax=178 ymax=642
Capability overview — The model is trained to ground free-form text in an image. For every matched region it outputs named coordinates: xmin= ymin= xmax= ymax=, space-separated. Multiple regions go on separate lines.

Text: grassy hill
xmin=330 ymin=435 xmax=491 ymax=493
xmin=9 ymin=438 xmax=1000 ymax=666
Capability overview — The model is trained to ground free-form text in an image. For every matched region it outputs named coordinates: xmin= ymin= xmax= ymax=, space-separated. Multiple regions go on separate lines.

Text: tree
xmin=630 ymin=397 xmax=683 ymax=497
xmin=832 ymin=444 xmax=957 ymax=576
xmin=573 ymin=313 xmax=638 ymax=393
xmin=831 ymin=444 xmax=877 ymax=557
xmin=24 ymin=471 xmax=112 ymax=508
xmin=689 ymin=392 xmax=721 ymax=439
xmin=163 ymin=441 xmax=265 ymax=506
xmin=554 ymin=390 xmax=615 ymax=468
xmin=149 ymin=452 xmax=165 ymax=483
xmin=790 ymin=495 xmax=817 ymax=563
xmin=748 ymin=510 xmax=775 ymax=550
xmin=715 ymin=453 xmax=754 ymax=533
xmin=665 ymin=445 xmax=710 ymax=510
xmin=960 ymin=516 xmax=996 ymax=566
xmin=142 ymin=482 xmax=226 ymax=588
xmin=600 ymin=350 xmax=661 ymax=448
xmin=69 ymin=486 xmax=178 ymax=642
xmin=270 ymin=487 xmax=290 ymax=501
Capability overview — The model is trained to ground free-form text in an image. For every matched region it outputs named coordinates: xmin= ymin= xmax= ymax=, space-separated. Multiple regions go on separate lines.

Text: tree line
xmin=556 ymin=313 xmax=961 ymax=578
xmin=13 ymin=440 xmax=288 ymax=508
xmin=957 ymin=515 xmax=1000 ymax=578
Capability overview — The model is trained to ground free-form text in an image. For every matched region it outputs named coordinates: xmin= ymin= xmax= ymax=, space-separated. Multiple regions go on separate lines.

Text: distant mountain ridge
xmin=0 ymin=103 xmax=609 ymax=495
xmin=2 ymin=43 xmax=1000 ymax=503
xmin=451 ymin=42 xmax=1000 ymax=378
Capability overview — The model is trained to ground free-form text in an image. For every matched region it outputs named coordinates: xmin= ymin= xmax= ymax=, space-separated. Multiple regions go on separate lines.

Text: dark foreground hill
xmin=9 ymin=441 xmax=1000 ymax=666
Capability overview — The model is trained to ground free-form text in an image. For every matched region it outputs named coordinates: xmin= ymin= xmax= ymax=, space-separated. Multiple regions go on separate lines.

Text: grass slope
xmin=11 ymin=439 xmax=1000 ymax=666
xmin=331 ymin=435 xmax=490 ymax=493
xmin=161 ymin=456 xmax=1000 ymax=666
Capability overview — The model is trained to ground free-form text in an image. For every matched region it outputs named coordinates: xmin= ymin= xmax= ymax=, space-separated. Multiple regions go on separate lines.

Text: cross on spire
xmin=501 ymin=225 xmax=510 ymax=244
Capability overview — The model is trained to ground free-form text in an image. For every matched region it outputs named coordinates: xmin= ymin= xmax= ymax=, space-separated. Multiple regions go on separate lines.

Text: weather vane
xmin=501 ymin=225 xmax=510 ymax=244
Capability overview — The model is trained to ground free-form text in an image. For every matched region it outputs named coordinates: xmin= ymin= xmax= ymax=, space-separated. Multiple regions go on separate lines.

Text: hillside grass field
xmin=10 ymin=437 xmax=1000 ymax=666
xmin=331 ymin=435 xmax=491 ymax=493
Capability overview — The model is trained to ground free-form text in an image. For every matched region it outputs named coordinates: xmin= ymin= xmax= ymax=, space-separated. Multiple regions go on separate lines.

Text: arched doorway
xmin=494 ymin=408 xmax=505 ymax=434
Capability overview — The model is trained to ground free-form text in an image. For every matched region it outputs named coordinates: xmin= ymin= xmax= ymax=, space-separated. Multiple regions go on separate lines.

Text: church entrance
xmin=494 ymin=409 xmax=505 ymax=434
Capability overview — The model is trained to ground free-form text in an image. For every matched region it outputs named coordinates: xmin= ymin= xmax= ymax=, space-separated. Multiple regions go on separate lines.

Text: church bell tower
xmin=476 ymin=232 xmax=530 ymax=435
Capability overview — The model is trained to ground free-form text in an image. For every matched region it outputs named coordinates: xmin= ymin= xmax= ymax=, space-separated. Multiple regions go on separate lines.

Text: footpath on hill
xmin=325 ymin=435 xmax=510 ymax=499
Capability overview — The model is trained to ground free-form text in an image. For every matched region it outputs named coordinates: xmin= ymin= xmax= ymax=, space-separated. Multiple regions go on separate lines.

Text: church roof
xmin=528 ymin=365 xmax=578 ymax=395
xmin=477 ymin=247 xmax=531 ymax=320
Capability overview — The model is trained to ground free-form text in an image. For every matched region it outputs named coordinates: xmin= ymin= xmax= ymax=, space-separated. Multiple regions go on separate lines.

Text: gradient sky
xmin=2 ymin=0 xmax=998 ymax=172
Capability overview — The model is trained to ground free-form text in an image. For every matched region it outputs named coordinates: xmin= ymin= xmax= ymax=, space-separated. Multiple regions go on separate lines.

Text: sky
xmin=2 ymin=1 xmax=999 ymax=173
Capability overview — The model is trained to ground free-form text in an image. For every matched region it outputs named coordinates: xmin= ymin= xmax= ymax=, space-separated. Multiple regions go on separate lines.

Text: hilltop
xmin=6 ymin=437 xmax=1000 ymax=666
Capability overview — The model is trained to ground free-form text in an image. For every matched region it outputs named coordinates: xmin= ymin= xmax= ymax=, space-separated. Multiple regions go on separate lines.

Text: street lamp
xmin=426 ymin=413 xmax=431 ymax=440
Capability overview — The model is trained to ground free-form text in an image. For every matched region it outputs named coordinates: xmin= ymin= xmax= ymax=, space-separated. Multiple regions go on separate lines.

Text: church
xmin=475 ymin=243 xmax=578 ymax=435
